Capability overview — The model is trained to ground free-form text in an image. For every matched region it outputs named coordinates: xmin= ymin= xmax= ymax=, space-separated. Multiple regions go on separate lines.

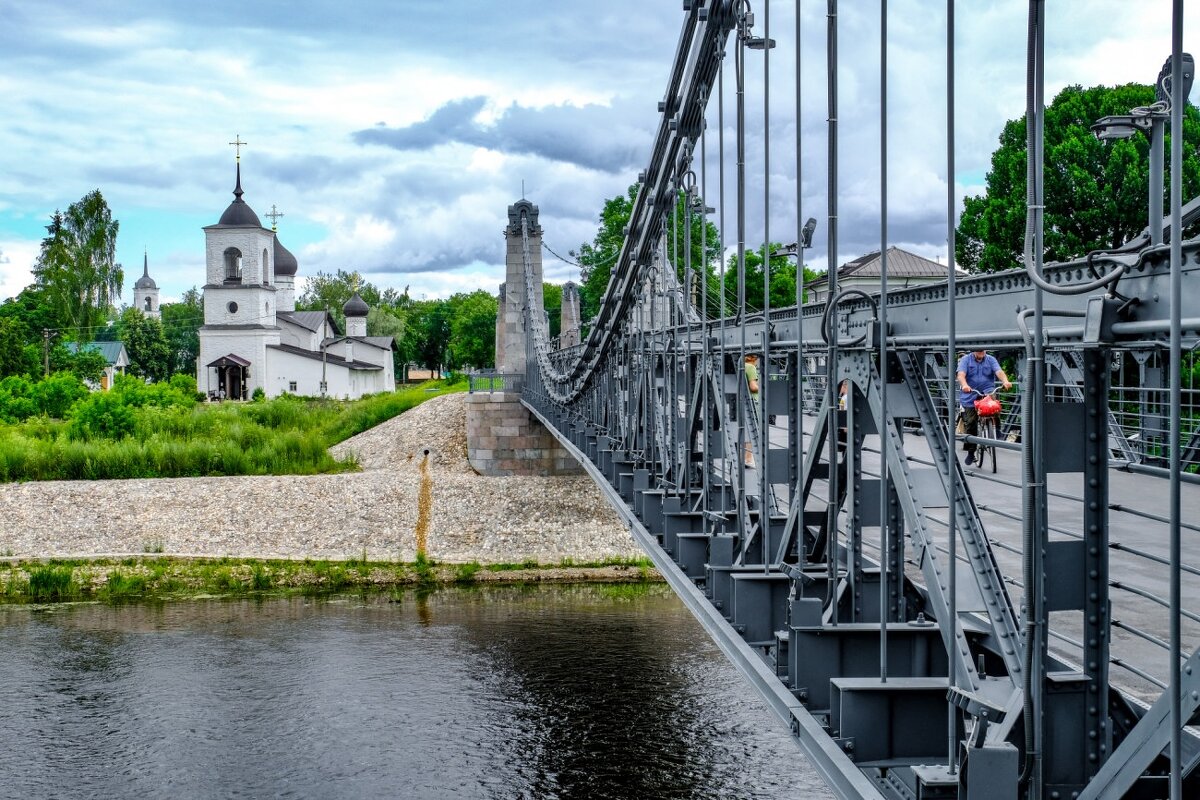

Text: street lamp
xmin=1091 ymin=53 xmax=1194 ymax=245
xmin=745 ymin=36 xmax=776 ymax=50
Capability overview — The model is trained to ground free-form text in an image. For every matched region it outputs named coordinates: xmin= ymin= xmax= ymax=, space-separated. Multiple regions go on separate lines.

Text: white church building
xmin=196 ymin=162 xmax=395 ymax=400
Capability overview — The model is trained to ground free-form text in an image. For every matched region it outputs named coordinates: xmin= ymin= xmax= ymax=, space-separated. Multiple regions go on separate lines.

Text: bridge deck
xmin=757 ymin=417 xmax=1200 ymax=704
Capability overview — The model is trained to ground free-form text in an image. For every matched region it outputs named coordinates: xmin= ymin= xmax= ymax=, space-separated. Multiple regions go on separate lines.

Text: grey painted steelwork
xmin=500 ymin=2 xmax=1199 ymax=798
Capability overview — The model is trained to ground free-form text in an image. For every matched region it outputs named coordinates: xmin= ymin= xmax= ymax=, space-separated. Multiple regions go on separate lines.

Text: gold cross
xmin=265 ymin=204 xmax=284 ymax=231
xmin=229 ymin=134 xmax=248 ymax=162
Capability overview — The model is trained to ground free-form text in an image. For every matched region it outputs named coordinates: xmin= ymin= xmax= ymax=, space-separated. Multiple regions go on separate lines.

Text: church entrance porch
xmin=207 ymin=354 xmax=251 ymax=401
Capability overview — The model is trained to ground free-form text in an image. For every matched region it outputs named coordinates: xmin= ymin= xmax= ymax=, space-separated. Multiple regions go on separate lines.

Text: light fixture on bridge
xmin=1090 ymin=114 xmax=1151 ymax=141
xmin=801 ymin=217 xmax=817 ymax=249
xmin=745 ymin=36 xmax=776 ymax=50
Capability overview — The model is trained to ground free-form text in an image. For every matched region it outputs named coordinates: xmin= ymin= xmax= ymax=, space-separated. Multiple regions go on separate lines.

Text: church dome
xmin=134 ymin=253 xmax=157 ymax=289
xmin=273 ymin=237 xmax=299 ymax=277
xmin=343 ymin=292 xmax=369 ymax=318
xmin=217 ymin=163 xmax=262 ymax=227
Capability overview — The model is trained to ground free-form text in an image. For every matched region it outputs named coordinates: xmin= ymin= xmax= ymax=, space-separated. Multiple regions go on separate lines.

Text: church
xmin=195 ymin=159 xmax=395 ymax=400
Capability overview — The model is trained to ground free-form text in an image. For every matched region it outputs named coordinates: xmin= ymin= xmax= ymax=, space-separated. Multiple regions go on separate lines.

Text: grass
xmin=0 ymin=555 xmax=661 ymax=605
xmin=0 ymin=380 xmax=465 ymax=483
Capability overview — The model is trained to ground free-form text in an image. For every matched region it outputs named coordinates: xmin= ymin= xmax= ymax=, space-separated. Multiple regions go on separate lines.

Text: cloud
xmin=354 ymin=97 xmax=649 ymax=174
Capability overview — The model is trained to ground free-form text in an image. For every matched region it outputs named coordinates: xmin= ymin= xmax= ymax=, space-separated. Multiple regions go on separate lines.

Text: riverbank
xmin=0 ymin=393 xmax=639 ymax=565
xmin=0 ymin=555 xmax=662 ymax=604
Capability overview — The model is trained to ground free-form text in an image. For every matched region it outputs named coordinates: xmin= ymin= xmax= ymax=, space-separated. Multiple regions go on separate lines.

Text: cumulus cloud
xmin=354 ymin=97 xmax=649 ymax=174
xmin=0 ymin=0 xmax=1193 ymax=303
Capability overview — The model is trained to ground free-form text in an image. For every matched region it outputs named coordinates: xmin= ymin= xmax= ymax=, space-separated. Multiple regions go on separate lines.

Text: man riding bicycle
xmin=957 ymin=349 xmax=1012 ymax=466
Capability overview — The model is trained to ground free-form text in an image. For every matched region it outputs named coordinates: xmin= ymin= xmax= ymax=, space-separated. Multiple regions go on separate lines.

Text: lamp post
xmin=1091 ymin=53 xmax=1194 ymax=245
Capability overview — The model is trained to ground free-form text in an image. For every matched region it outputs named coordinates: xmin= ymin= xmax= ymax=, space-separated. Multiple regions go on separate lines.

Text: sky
xmin=0 ymin=1 xmax=1194 ymax=307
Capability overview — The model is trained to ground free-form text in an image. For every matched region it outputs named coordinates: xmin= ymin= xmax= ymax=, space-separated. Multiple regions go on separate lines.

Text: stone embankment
xmin=0 ymin=393 xmax=638 ymax=564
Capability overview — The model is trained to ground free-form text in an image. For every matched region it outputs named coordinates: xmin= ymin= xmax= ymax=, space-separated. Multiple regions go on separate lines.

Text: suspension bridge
xmin=474 ymin=2 xmax=1199 ymax=798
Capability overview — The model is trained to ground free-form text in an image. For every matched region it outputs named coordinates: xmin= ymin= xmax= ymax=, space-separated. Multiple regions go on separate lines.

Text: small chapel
xmin=196 ymin=156 xmax=395 ymax=400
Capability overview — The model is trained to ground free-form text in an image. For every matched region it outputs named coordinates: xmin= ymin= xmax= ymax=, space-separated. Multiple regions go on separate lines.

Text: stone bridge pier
xmin=465 ymin=199 xmax=582 ymax=477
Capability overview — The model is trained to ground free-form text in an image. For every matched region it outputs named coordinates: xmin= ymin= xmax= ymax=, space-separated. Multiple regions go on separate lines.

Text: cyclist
xmin=957 ymin=349 xmax=1012 ymax=466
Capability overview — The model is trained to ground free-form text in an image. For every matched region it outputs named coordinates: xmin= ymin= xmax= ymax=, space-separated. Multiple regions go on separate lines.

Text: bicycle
xmin=972 ymin=388 xmax=1002 ymax=474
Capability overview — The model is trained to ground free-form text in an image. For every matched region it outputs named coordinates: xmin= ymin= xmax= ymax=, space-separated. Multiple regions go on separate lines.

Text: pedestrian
xmin=957 ymin=349 xmax=1012 ymax=466
xmin=744 ymin=353 xmax=760 ymax=467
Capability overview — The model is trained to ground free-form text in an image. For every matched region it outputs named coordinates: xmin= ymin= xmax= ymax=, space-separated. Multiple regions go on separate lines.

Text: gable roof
xmin=277 ymin=310 xmax=332 ymax=333
xmin=808 ymin=246 xmax=969 ymax=288
xmin=266 ymin=343 xmax=383 ymax=370
xmin=65 ymin=341 xmax=129 ymax=366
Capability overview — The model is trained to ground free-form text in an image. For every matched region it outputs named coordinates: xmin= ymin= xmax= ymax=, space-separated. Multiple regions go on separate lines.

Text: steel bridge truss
xmin=511 ymin=1 xmax=1200 ymax=798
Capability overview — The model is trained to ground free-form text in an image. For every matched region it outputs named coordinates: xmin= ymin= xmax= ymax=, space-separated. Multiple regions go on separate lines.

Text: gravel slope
xmin=0 ymin=393 xmax=637 ymax=564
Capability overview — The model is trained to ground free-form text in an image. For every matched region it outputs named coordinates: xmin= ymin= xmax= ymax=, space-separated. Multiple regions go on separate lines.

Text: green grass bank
xmin=0 ymin=378 xmax=465 ymax=482
xmin=0 ymin=555 xmax=661 ymax=605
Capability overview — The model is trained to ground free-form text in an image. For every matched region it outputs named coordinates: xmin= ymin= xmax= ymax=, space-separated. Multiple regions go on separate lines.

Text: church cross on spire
xmin=143 ymin=247 xmax=149 ymax=277
xmin=266 ymin=204 xmax=284 ymax=231
xmin=229 ymin=134 xmax=247 ymax=162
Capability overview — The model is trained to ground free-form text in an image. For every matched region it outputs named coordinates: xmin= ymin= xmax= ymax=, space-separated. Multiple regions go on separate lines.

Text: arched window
xmin=224 ymin=248 xmax=242 ymax=281
xmin=143 ymin=296 xmax=151 ymax=312
xmin=263 ymin=248 xmax=271 ymax=286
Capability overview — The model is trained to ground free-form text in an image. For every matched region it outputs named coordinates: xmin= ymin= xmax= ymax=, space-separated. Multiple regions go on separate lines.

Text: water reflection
xmin=0 ymin=585 xmax=830 ymax=799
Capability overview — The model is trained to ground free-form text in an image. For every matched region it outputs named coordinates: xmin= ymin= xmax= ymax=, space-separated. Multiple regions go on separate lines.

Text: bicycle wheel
xmin=980 ymin=415 xmax=999 ymax=473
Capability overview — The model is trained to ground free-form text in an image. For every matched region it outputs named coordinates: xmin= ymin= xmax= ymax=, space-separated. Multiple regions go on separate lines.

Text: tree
xmin=576 ymin=185 xmax=723 ymax=325
xmin=957 ymin=83 xmax=1200 ymax=273
xmin=32 ymin=190 xmax=123 ymax=340
xmin=542 ymin=282 xmax=563 ymax=339
xmin=731 ymin=243 xmax=822 ymax=311
xmin=447 ymin=290 xmax=498 ymax=369
xmin=160 ymin=287 xmax=203 ymax=377
xmin=0 ymin=317 xmax=40 ymax=378
xmin=297 ymin=269 xmax=381 ymax=328
xmin=117 ymin=308 xmax=171 ymax=382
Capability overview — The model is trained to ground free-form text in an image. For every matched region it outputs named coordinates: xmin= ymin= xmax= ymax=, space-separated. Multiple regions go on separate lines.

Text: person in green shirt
xmin=744 ymin=353 xmax=760 ymax=467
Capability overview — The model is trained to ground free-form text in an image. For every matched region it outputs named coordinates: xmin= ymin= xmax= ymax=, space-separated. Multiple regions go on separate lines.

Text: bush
xmin=251 ymin=387 xmax=266 ymax=402
xmin=30 ymin=372 xmax=88 ymax=419
xmin=68 ymin=392 xmax=137 ymax=441
xmin=0 ymin=376 xmax=36 ymax=423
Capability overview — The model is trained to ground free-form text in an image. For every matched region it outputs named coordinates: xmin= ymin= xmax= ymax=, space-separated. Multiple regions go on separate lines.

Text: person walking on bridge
xmin=957 ymin=349 xmax=1011 ymax=466
xmin=743 ymin=353 xmax=760 ymax=467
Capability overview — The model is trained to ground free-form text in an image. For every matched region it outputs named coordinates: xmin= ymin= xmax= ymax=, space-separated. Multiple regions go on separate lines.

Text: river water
xmin=0 ymin=584 xmax=831 ymax=799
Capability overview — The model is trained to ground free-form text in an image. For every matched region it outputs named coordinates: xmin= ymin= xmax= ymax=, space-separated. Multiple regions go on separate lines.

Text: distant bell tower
xmin=133 ymin=249 xmax=160 ymax=319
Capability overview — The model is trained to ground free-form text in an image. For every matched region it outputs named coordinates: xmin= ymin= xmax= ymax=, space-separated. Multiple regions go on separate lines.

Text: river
xmin=0 ymin=583 xmax=831 ymax=799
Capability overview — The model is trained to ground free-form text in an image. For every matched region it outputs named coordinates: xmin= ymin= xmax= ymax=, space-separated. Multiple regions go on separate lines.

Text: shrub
xmin=30 ymin=372 xmax=88 ymax=419
xmin=251 ymin=387 xmax=266 ymax=402
xmin=0 ymin=376 xmax=36 ymax=423
xmin=68 ymin=392 xmax=137 ymax=441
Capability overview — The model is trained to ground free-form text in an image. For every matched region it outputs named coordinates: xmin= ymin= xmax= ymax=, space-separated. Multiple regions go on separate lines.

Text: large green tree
xmin=117 ymin=308 xmax=171 ymax=382
xmin=32 ymin=190 xmax=123 ymax=340
xmin=297 ymin=269 xmax=382 ymax=329
xmin=160 ymin=287 xmax=203 ymax=377
xmin=732 ymin=243 xmax=821 ymax=311
xmin=957 ymin=83 xmax=1200 ymax=273
xmin=575 ymin=185 xmax=723 ymax=326
xmin=446 ymin=290 xmax=498 ymax=370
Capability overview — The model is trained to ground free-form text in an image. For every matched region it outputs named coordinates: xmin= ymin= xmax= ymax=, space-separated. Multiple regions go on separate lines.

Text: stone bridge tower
xmin=560 ymin=281 xmax=581 ymax=348
xmin=465 ymin=199 xmax=581 ymax=477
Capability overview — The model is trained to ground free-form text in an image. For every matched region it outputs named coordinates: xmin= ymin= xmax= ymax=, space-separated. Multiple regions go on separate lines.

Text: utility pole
xmin=320 ymin=305 xmax=329 ymax=396
xmin=42 ymin=328 xmax=49 ymax=377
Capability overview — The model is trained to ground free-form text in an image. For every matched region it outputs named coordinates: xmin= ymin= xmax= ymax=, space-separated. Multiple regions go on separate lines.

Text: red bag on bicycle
xmin=976 ymin=395 xmax=1001 ymax=417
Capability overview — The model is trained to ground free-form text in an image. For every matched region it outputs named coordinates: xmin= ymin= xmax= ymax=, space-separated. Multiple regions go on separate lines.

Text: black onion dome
xmin=135 ymin=254 xmax=157 ymax=289
xmin=343 ymin=292 xmax=369 ymax=318
xmin=218 ymin=163 xmax=262 ymax=227
xmin=273 ymin=237 xmax=298 ymax=276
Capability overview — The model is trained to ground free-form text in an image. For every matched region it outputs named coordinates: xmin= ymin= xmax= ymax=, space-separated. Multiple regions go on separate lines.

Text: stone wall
xmin=465 ymin=391 xmax=582 ymax=476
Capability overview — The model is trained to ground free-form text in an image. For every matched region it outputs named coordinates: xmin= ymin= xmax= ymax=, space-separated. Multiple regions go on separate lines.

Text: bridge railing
xmin=467 ymin=371 xmax=522 ymax=394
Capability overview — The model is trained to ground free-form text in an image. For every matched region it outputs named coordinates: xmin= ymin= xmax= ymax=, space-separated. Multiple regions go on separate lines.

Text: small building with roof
xmin=65 ymin=341 xmax=130 ymax=391
xmin=196 ymin=157 xmax=394 ymax=400
xmin=806 ymin=246 xmax=970 ymax=304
